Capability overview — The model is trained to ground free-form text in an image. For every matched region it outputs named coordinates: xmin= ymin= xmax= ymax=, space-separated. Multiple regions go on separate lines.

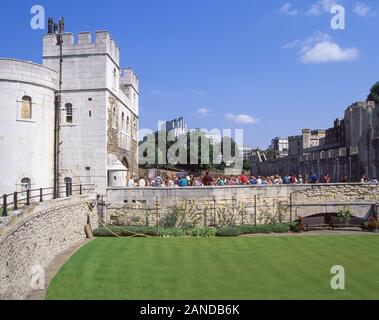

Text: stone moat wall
xmin=106 ymin=184 xmax=379 ymax=227
xmin=0 ymin=195 xmax=99 ymax=300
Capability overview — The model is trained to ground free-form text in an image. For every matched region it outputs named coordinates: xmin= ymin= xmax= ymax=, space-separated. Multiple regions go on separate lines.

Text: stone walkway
xmin=26 ymin=239 xmax=93 ymax=300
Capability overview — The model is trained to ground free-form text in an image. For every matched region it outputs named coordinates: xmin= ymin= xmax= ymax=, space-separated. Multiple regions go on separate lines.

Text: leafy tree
xmin=367 ymin=81 xmax=379 ymax=104
xmin=139 ymin=130 xmax=241 ymax=173
xmin=243 ymin=160 xmax=252 ymax=171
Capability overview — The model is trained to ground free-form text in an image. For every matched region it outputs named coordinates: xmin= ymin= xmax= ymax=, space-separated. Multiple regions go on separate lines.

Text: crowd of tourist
xmin=126 ymin=172 xmax=378 ymax=188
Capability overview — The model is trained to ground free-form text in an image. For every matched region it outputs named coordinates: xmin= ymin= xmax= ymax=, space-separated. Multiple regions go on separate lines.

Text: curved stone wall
xmin=0 ymin=58 xmax=58 ymax=195
xmin=0 ymin=195 xmax=98 ymax=300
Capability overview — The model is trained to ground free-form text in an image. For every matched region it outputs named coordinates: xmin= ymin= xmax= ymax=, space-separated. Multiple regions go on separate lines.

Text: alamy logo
xmin=330 ymin=5 xmax=345 ymax=30
xmin=30 ymin=5 xmax=45 ymax=30
xmin=330 ymin=265 xmax=345 ymax=290
xmin=30 ymin=265 xmax=45 ymax=290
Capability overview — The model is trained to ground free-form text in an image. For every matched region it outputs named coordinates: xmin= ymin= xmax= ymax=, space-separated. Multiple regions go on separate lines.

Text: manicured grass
xmin=46 ymin=235 xmax=379 ymax=300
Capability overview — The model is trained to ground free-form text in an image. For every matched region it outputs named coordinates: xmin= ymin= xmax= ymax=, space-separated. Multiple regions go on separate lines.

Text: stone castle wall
xmin=0 ymin=195 xmax=99 ymax=300
xmin=0 ymin=58 xmax=58 ymax=196
xmin=106 ymin=184 xmax=379 ymax=227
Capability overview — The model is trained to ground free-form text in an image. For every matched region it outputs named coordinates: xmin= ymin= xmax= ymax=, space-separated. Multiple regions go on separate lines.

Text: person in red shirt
xmin=202 ymin=172 xmax=213 ymax=186
xmin=239 ymin=175 xmax=249 ymax=185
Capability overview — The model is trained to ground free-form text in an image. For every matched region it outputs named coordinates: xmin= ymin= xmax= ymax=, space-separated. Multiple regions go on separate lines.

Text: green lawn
xmin=46 ymin=235 xmax=379 ymax=300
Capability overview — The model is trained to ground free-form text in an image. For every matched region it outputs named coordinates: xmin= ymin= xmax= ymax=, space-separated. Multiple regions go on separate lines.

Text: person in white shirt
xmin=138 ymin=178 xmax=146 ymax=187
xmin=127 ymin=178 xmax=135 ymax=187
xmin=257 ymin=176 xmax=262 ymax=185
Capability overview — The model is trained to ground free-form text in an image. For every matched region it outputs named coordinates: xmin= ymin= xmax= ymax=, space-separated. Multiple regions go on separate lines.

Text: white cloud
xmin=197 ymin=108 xmax=210 ymax=116
xmin=300 ymin=41 xmax=360 ymax=63
xmin=279 ymin=3 xmax=299 ymax=16
xmin=353 ymin=2 xmax=370 ymax=16
xmin=282 ymin=40 xmax=301 ymax=50
xmin=306 ymin=0 xmax=341 ymax=16
xmin=225 ymin=113 xmax=257 ymax=124
xmin=194 ymin=90 xmax=207 ymax=96
xmin=283 ymin=31 xmax=331 ymax=50
xmin=307 ymin=4 xmax=323 ymax=16
xmin=283 ymin=32 xmax=360 ymax=64
xmin=150 ymin=89 xmax=180 ymax=98
xmin=150 ymin=89 xmax=162 ymax=95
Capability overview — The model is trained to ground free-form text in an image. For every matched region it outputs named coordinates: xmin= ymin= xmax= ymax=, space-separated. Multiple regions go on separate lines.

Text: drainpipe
xmin=53 ymin=25 xmax=63 ymax=199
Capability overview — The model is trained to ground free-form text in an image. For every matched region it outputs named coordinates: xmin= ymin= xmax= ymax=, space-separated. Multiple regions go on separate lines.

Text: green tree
xmin=139 ymin=131 xmax=241 ymax=173
xmin=367 ymin=81 xmax=379 ymax=104
xmin=243 ymin=160 xmax=252 ymax=171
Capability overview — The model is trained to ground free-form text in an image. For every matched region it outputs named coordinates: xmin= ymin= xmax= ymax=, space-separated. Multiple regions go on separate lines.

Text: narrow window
xmin=20 ymin=178 xmax=31 ymax=197
xmin=121 ymin=112 xmax=126 ymax=132
xmin=65 ymin=103 xmax=73 ymax=123
xmin=111 ymin=107 xmax=117 ymax=128
xmin=133 ymin=119 xmax=137 ymax=136
xmin=113 ymin=68 xmax=117 ymax=89
xmin=64 ymin=177 xmax=73 ymax=196
xmin=21 ymin=96 xmax=32 ymax=119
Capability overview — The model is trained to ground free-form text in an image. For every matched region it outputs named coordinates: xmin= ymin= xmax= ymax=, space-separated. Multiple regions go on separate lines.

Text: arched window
xmin=21 ymin=96 xmax=32 ymax=119
xmin=20 ymin=178 xmax=31 ymax=197
xmin=65 ymin=103 xmax=73 ymax=123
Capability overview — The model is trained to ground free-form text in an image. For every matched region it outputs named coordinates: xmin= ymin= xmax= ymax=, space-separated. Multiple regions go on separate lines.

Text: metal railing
xmin=2 ymin=184 xmax=95 ymax=217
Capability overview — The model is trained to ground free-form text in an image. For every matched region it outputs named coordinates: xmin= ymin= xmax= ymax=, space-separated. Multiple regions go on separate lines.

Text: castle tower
xmin=0 ymin=59 xmax=58 ymax=196
xmin=42 ymin=30 xmax=139 ymax=195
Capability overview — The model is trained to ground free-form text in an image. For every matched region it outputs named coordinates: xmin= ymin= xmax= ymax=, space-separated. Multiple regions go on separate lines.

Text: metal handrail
xmin=2 ymin=184 xmax=95 ymax=217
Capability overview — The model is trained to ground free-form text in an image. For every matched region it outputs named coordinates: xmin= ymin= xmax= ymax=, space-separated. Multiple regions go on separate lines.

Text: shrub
xmin=189 ymin=227 xmax=216 ymax=238
xmin=338 ymin=208 xmax=353 ymax=225
xmin=215 ymin=227 xmax=242 ymax=237
xmin=290 ymin=217 xmax=305 ymax=232
xmin=215 ymin=223 xmax=290 ymax=237
xmin=239 ymin=225 xmax=259 ymax=234
xmin=253 ymin=224 xmax=273 ymax=234
xmin=157 ymin=227 xmax=185 ymax=238
xmin=93 ymin=226 xmax=159 ymax=237
xmin=271 ymin=223 xmax=290 ymax=233
xmin=93 ymin=223 xmax=290 ymax=238
xmin=93 ymin=226 xmax=118 ymax=237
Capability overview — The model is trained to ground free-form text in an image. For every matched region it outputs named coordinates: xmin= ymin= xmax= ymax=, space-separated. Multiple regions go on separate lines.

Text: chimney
xmin=53 ymin=23 xmax=59 ymax=34
xmin=48 ymin=17 xmax=53 ymax=34
xmin=59 ymin=17 xmax=65 ymax=34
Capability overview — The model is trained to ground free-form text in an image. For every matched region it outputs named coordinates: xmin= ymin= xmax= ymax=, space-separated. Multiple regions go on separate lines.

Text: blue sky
xmin=0 ymin=0 xmax=377 ymax=148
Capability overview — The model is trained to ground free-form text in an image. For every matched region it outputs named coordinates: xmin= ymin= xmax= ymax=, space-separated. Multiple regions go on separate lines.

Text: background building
xmin=240 ymin=146 xmax=254 ymax=161
xmin=252 ymin=101 xmax=379 ymax=182
xmin=268 ymin=137 xmax=289 ymax=158
xmin=161 ymin=117 xmax=187 ymax=138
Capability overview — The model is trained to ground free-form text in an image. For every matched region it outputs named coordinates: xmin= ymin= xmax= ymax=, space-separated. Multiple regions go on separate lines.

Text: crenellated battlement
xmin=43 ymin=31 xmax=120 ymax=66
xmin=346 ymin=101 xmax=376 ymax=112
xmin=120 ymin=68 xmax=139 ymax=93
